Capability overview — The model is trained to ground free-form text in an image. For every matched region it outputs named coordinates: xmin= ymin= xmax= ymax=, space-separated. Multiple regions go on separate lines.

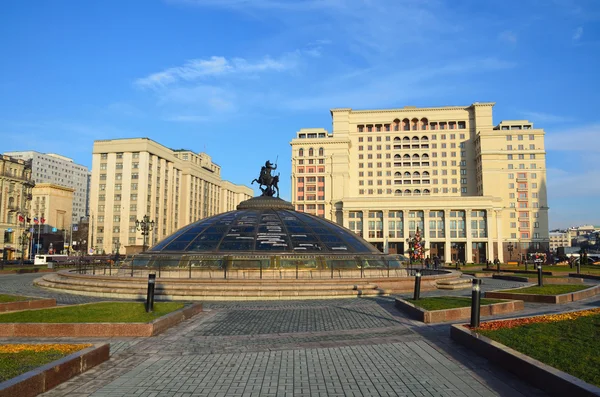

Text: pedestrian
xmin=433 ymin=256 xmax=440 ymax=269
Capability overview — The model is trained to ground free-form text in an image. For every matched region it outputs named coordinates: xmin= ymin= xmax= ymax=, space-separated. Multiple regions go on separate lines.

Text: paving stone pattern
xmin=2 ymin=272 xmax=599 ymax=396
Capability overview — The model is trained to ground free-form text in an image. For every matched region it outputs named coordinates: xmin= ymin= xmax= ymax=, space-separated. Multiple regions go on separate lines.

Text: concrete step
xmin=35 ymin=274 xmax=386 ymax=299
xmin=436 ymin=278 xmax=472 ymax=290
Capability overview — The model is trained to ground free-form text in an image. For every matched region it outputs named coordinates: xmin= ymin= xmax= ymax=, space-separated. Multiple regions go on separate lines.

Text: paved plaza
xmin=1 ymin=273 xmax=599 ymax=396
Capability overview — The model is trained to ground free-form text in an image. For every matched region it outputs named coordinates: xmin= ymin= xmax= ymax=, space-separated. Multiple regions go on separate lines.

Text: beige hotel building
xmin=290 ymin=103 xmax=549 ymax=264
xmin=88 ymin=138 xmax=252 ymax=254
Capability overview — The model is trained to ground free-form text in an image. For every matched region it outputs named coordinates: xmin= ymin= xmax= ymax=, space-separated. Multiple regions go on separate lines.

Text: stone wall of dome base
xmin=34 ymin=270 xmax=458 ymax=301
xmin=237 ymin=196 xmax=294 ymax=210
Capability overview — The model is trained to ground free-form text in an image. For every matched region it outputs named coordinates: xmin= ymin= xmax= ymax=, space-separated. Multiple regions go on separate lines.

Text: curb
xmin=394 ymin=298 xmax=524 ymax=324
xmin=0 ymin=343 xmax=109 ymax=397
xmin=485 ymin=284 xmax=600 ymax=304
xmin=0 ymin=302 xmax=202 ymax=337
xmin=0 ymin=298 xmax=56 ymax=313
xmin=450 ymin=324 xmax=600 ymax=397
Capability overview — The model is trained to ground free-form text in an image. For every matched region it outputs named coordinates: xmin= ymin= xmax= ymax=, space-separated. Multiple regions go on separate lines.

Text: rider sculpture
xmin=252 ymin=160 xmax=280 ymax=197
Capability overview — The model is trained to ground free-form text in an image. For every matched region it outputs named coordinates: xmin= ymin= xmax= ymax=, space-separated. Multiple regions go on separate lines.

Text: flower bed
xmin=451 ymin=308 xmax=600 ymax=396
xmin=0 ymin=343 xmax=109 ymax=397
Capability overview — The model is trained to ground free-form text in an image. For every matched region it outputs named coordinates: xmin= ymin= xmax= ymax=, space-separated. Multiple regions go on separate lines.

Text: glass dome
xmin=131 ymin=197 xmax=408 ymax=278
xmin=148 ymin=208 xmax=379 ymax=255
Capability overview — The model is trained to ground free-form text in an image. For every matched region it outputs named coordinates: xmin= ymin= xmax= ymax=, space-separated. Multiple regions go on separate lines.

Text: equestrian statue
xmin=252 ymin=159 xmax=280 ymax=197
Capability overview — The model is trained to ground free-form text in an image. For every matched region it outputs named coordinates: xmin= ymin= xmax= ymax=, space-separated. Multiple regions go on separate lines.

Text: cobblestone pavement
xmin=1 ymin=273 xmax=599 ymax=396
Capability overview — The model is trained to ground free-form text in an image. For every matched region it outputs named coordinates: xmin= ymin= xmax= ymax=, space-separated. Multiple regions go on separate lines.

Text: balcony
xmin=517 ymin=187 xmax=528 ymax=192
xmin=516 ymin=177 xmax=527 ymax=182
xmin=0 ymin=170 xmax=32 ymax=183
xmin=518 ymin=217 xmax=529 ymax=222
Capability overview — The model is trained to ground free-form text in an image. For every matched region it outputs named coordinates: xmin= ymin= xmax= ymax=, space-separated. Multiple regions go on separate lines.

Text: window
xmin=100 ymin=153 xmax=108 ymax=160
xmin=506 ymin=135 xmax=512 ymax=141
xmin=507 ymin=145 xmax=513 ymax=150
xmin=518 ymin=135 xmax=523 ymax=141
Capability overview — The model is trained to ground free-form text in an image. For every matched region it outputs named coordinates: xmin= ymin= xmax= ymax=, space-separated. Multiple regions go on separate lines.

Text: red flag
xmin=41 ymin=217 xmax=46 ymax=224
xmin=18 ymin=215 xmax=24 ymax=223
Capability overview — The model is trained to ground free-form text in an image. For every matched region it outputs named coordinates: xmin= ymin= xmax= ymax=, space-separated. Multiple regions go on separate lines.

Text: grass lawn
xmin=0 ymin=302 xmax=184 ymax=323
xmin=0 ymin=294 xmax=33 ymax=303
xmin=0 ymin=344 xmax=90 ymax=382
xmin=500 ymin=284 xmax=589 ymax=295
xmin=478 ymin=313 xmax=600 ymax=387
xmin=406 ymin=296 xmax=505 ymax=311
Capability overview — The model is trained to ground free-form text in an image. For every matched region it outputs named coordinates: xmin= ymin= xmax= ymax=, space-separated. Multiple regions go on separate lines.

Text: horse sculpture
xmin=251 ymin=160 xmax=280 ymax=197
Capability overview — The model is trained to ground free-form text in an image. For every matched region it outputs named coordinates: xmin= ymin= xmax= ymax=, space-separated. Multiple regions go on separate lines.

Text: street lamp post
xmin=507 ymin=243 xmax=514 ymax=262
xmin=135 ymin=215 xmax=155 ymax=253
xmin=19 ymin=231 xmax=29 ymax=266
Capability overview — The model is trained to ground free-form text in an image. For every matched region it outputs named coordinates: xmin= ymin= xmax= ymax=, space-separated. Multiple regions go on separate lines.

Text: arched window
xmin=413 ymin=171 xmax=420 ymax=177
xmin=318 ymin=147 xmax=324 ymax=156
xmin=422 ymin=154 xmax=429 ymax=159
xmin=394 ymin=172 xmax=402 ymax=177
xmin=403 ymin=154 xmax=411 ymax=159
xmin=394 ymin=154 xmax=401 ymax=159
xmin=404 ymin=171 xmax=411 ymax=177
xmin=308 ymin=148 xmax=314 ymax=156
xmin=404 ymin=189 xmax=411 ymax=195
xmin=421 ymin=135 xmax=429 ymax=141
xmin=393 ymin=119 xmax=400 ymax=131
xmin=298 ymin=148 xmax=304 ymax=157
xmin=403 ymin=136 xmax=410 ymax=142
xmin=394 ymin=136 xmax=401 ymax=141
xmin=411 ymin=118 xmax=419 ymax=131
xmin=412 ymin=154 xmax=420 ymax=159
xmin=412 ymin=136 xmax=419 ymax=141
xmin=421 ymin=118 xmax=429 ymax=130
xmin=414 ymin=189 xmax=421 ymax=194
xmin=402 ymin=118 xmax=410 ymax=131
xmin=423 ymin=171 xmax=430 ymax=177
xmin=395 ymin=189 xmax=402 ymax=196
xmin=423 ymin=189 xmax=431 ymax=195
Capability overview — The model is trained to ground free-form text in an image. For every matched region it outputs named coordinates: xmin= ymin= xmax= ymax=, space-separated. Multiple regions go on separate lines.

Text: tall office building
xmin=0 ymin=155 xmax=34 ymax=261
xmin=4 ymin=151 xmax=90 ymax=224
xmin=290 ymin=102 xmax=550 ymax=264
xmin=89 ymin=138 xmax=253 ymax=254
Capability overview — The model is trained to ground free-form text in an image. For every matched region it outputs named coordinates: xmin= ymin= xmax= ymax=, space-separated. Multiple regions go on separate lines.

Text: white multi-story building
xmin=4 ymin=151 xmax=90 ymax=224
xmin=89 ymin=138 xmax=253 ymax=254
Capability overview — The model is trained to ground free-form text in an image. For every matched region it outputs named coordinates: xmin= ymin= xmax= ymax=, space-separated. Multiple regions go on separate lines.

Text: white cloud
xmin=547 ymin=167 xmax=600 ymax=198
xmin=573 ymin=26 xmax=583 ymax=41
xmin=520 ymin=111 xmax=572 ymax=123
xmin=135 ymin=55 xmax=293 ymax=89
xmin=545 ymin=123 xmax=600 ymax=152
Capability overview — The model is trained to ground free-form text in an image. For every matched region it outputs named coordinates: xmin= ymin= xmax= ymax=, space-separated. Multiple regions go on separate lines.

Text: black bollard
xmin=145 ymin=273 xmax=156 ymax=313
xmin=413 ymin=271 xmax=422 ymax=300
xmin=537 ymin=265 xmax=543 ymax=287
xmin=470 ymin=278 xmax=482 ymax=328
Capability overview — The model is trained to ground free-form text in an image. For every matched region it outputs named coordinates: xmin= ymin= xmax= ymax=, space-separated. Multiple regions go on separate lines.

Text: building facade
xmin=0 ymin=155 xmax=34 ymax=261
xmin=4 ymin=151 xmax=90 ymax=224
xmin=549 ymin=231 xmax=570 ymax=253
xmin=31 ymin=183 xmax=75 ymax=254
xmin=88 ymin=138 xmax=252 ymax=254
xmin=290 ymin=103 xmax=550 ymax=263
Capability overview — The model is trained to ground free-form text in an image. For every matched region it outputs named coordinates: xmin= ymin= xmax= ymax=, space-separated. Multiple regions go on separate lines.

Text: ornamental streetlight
xmin=18 ymin=231 xmax=29 ymax=266
xmin=135 ymin=215 xmax=154 ymax=253
xmin=507 ymin=242 xmax=514 ymax=261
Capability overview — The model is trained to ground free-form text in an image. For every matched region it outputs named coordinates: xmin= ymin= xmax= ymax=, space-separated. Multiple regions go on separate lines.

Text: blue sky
xmin=1 ymin=0 xmax=599 ymax=229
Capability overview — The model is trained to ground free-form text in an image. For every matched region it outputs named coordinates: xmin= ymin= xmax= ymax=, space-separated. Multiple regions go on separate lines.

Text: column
xmin=465 ymin=209 xmax=473 ymax=263
xmin=342 ymin=210 xmax=350 ymax=229
xmin=383 ymin=210 xmax=389 ymax=254
xmin=402 ymin=210 xmax=410 ymax=255
xmin=496 ymin=210 xmax=504 ymax=263
xmin=444 ymin=209 xmax=452 ymax=264
xmin=423 ymin=209 xmax=430 ymax=255
xmin=361 ymin=210 xmax=368 ymax=240
xmin=487 ymin=209 xmax=495 ymax=262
